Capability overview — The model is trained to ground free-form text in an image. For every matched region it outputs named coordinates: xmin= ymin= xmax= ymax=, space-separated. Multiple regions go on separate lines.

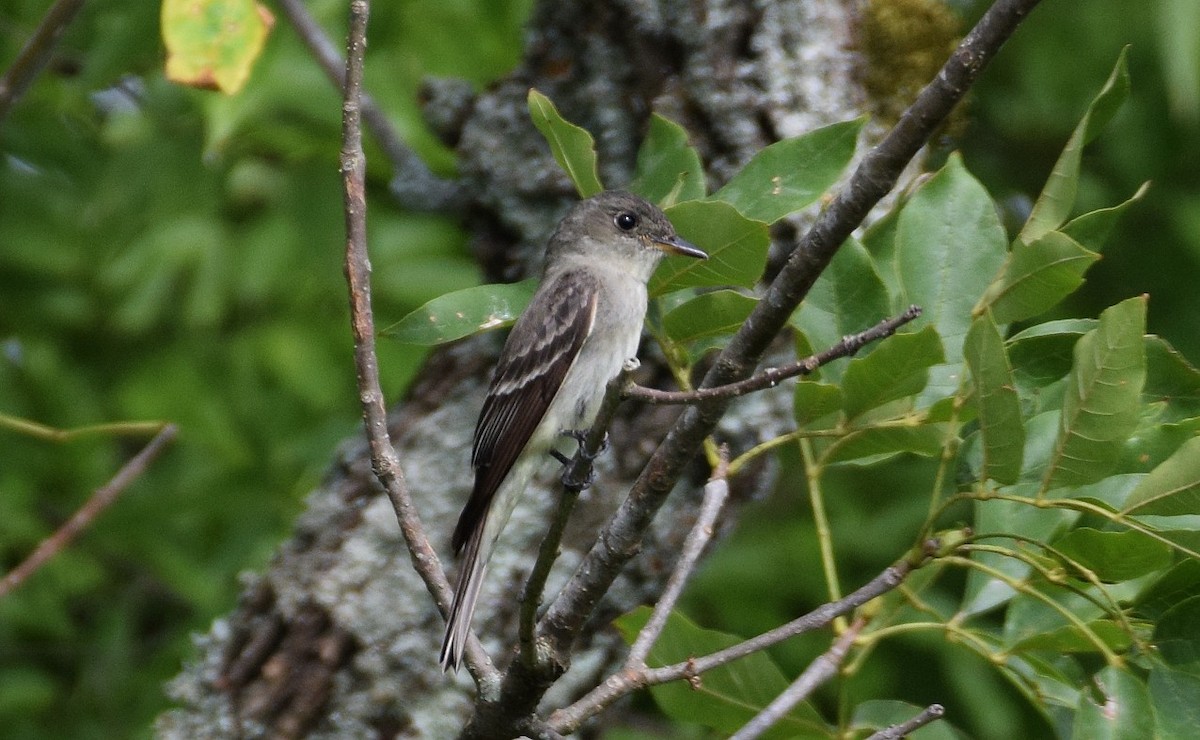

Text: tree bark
xmin=156 ymin=0 xmax=901 ymax=736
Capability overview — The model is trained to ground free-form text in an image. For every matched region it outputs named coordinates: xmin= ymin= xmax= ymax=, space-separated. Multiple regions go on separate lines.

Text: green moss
xmin=858 ymin=0 xmax=963 ymax=132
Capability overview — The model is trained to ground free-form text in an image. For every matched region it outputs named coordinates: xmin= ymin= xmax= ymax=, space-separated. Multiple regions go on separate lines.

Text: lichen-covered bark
xmin=157 ymin=0 xmax=890 ymax=736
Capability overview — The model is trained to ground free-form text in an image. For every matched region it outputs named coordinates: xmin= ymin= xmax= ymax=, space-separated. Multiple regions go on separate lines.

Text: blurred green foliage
xmin=2 ymin=0 xmax=1198 ymax=738
xmin=0 ymin=0 xmax=529 ymax=737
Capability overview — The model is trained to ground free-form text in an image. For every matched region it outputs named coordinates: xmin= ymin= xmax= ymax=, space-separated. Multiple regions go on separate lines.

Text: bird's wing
xmin=450 ymin=269 xmax=599 ymax=553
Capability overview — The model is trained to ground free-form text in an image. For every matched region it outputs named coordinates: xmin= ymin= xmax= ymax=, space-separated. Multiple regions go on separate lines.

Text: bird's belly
xmin=545 ymin=324 xmax=639 ymax=436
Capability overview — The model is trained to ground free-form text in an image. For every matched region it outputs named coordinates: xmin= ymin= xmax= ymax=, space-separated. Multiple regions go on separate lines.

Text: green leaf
xmin=978 ymin=231 xmax=1099 ymax=325
xmin=822 ymin=423 xmax=950 ymax=465
xmin=1150 ymin=663 xmax=1200 ymax=737
xmin=840 ymin=326 xmax=944 ymax=420
xmin=1052 ymin=528 xmax=1173 ymax=582
xmin=1061 ymin=182 xmax=1150 ymax=252
xmin=1153 ymin=597 xmax=1200 ymax=674
xmin=1009 ymin=619 xmax=1133 ymax=654
xmin=1122 ymin=436 xmax=1200 ymax=516
xmin=1072 ymin=666 xmax=1154 ymax=740
xmin=793 ymin=381 xmax=843 ymax=427
xmin=650 ymin=200 xmax=770 ymax=295
xmin=614 ymin=607 xmax=830 ymax=739
xmin=1007 ymin=319 xmax=1096 ymax=392
xmin=896 ymin=154 xmax=1008 ymax=363
xmin=861 ymin=205 xmax=903 ymax=306
xmin=662 ymin=290 xmax=757 ymax=343
xmin=1145 ymin=336 xmax=1200 ymax=419
xmin=791 ymin=237 xmax=891 ymax=383
xmin=1021 ymin=49 xmax=1132 ymax=243
xmin=965 ymin=312 xmax=1024 ymax=484
xmin=1043 ymin=296 xmax=1147 ymax=490
xmin=1135 ymin=559 xmax=1200 ymax=621
xmin=711 ymin=118 xmax=864 ymax=223
xmin=632 ymin=114 xmax=706 ymax=206
xmin=381 ymin=279 xmax=536 ymax=345
xmin=163 ymin=0 xmax=271 ymax=94
xmin=527 ymin=89 xmax=603 ymax=197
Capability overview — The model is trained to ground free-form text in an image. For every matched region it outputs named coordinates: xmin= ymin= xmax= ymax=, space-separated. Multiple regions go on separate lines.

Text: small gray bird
xmin=440 ymin=191 xmax=707 ymax=672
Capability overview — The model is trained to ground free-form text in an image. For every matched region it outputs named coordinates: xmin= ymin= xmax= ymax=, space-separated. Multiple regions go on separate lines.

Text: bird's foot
xmin=561 ymin=429 xmax=610 ymax=462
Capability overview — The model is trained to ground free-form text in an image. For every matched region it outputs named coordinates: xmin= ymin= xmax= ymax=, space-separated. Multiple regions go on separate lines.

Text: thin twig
xmin=627 ymin=447 xmax=730 ymax=667
xmin=0 ymin=0 xmax=86 ymax=122
xmin=627 ymin=307 xmax=922 ymax=405
xmin=866 ymin=703 xmax=946 ymax=740
xmin=275 ymin=0 xmax=463 ymax=212
xmin=0 ymin=424 xmax=177 ymax=598
xmin=338 ymin=0 xmax=499 ymax=690
xmin=729 ymin=618 xmax=866 ymax=740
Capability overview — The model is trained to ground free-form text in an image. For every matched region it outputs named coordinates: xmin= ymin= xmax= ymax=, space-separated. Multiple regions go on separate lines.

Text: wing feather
xmin=450 ymin=270 xmax=599 ymax=552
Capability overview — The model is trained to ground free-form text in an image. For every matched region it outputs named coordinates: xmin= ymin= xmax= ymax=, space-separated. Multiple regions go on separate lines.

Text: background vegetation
xmin=0 ymin=0 xmax=1196 ymax=737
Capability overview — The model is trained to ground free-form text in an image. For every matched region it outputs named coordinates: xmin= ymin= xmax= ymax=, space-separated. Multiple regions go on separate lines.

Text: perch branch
xmin=338 ymin=0 xmax=498 ymax=690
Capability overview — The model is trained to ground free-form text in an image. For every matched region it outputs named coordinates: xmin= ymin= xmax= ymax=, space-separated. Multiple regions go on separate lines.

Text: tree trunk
xmin=156 ymin=0 xmax=906 ymax=736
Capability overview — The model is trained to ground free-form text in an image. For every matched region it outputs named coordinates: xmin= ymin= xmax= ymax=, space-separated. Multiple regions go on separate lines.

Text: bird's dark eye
xmin=615 ymin=212 xmax=638 ymax=231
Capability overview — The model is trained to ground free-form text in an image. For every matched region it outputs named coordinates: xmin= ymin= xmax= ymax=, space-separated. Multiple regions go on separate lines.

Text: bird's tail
xmin=440 ymin=520 xmax=488 ymax=672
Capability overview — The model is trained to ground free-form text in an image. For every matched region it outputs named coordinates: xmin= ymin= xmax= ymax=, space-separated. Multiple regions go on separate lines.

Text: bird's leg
xmin=549 ymin=429 xmax=610 ymax=489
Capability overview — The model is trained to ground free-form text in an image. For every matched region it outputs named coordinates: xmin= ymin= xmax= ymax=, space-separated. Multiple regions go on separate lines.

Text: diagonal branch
xmin=730 ymin=618 xmax=866 ymax=740
xmin=0 ymin=0 xmax=86 ymax=122
xmin=866 ymin=703 xmax=946 ymax=740
xmin=627 ymin=306 xmax=922 ymax=405
xmin=0 ymin=423 xmax=177 ymax=598
xmin=338 ymin=0 xmax=499 ymax=690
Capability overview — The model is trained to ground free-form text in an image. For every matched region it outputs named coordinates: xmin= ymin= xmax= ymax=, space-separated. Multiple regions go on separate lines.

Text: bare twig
xmin=276 ymin=0 xmax=464 ymax=212
xmin=627 ymin=307 xmax=922 ymax=405
xmin=866 ymin=703 xmax=946 ymax=740
xmin=550 ymin=555 xmax=919 ymax=733
xmin=338 ymin=0 xmax=498 ymax=690
xmin=730 ymin=618 xmax=866 ymax=740
xmin=627 ymin=448 xmax=730 ymax=667
xmin=0 ymin=0 xmax=86 ymax=122
xmin=0 ymin=424 xmax=177 ymax=598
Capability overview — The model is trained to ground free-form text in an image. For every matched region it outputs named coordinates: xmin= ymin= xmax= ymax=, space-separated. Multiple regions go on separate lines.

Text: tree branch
xmin=865 ymin=703 xmax=946 ymax=740
xmin=626 ymin=306 xmax=922 ymax=405
xmin=0 ymin=0 xmax=86 ymax=122
xmin=729 ymin=618 xmax=866 ymax=740
xmin=278 ymin=0 xmax=464 ymax=212
xmin=0 ymin=423 xmax=177 ymax=598
xmin=338 ymin=0 xmax=498 ymax=691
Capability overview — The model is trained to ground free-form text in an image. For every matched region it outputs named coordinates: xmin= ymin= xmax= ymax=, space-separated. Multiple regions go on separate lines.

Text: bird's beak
xmin=652 ymin=235 xmax=708 ymax=259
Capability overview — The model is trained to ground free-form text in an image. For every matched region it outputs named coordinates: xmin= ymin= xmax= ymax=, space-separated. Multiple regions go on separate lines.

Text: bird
xmin=439 ymin=190 xmax=707 ymax=672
